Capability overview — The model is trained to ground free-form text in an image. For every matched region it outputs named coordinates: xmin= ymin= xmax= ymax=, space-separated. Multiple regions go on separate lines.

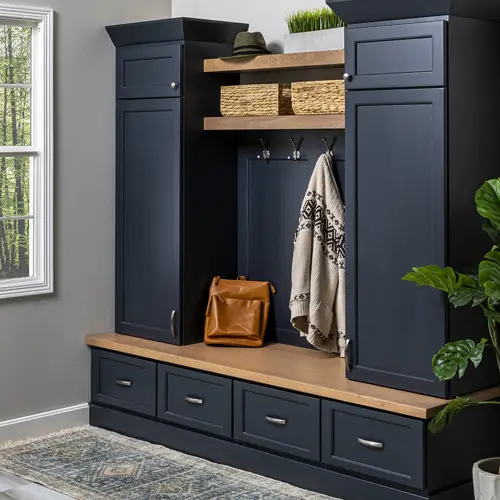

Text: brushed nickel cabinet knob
xmin=171 ymin=82 xmax=178 ymax=90
xmin=343 ymin=73 xmax=353 ymax=82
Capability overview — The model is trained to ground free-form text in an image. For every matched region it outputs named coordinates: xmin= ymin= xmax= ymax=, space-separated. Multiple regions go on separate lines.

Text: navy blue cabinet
xmin=116 ymin=44 xmax=182 ymax=99
xmin=344 ymin=21 xmax=446 ymax=90
xmin=116 ymin=99 xmax=181 ymax=343
xmin=108 ymin=18 xmax=247 ymax=345
xmin=346 ymin=88 xmax=447 ymax=396
xmin=344 ymin=12 xmax=500 ymax=397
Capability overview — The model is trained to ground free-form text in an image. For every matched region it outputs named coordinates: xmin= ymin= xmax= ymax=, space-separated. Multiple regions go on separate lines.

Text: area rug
xmin=0 ymin=426 xmax=338 ymax=499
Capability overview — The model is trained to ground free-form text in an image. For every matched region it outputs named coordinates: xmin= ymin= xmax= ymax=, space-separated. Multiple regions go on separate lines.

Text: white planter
xmin=474 ymin=458 xmax=500 ymax=500
xmin=284 ymin=27 xmax=345 ymax=54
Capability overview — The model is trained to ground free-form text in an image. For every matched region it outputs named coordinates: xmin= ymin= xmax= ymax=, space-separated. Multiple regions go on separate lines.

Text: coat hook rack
xmin=258 ymin=138 xmax=270 ymax=160
xmin=322 ymin=137 xmax=337 ymax=156
xmin=289 ymin=137 xmax=302 ymax=161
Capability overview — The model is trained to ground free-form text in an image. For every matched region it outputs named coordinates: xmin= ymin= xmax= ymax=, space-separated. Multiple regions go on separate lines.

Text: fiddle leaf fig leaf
xmin=432 ymin=339 xmax=488 ymax=381
xmin=402 ymin=266 xmax=459 ymax=293
xmin=476 ymin=179 xmax=500 ymax=229
xmin=483 ymin=223 xmax=500 ymax=246
xmin=429 ymin=397 xmax=475 ymax=434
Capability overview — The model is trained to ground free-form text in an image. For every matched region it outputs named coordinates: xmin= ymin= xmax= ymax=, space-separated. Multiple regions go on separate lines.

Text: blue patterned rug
xmin=0 ymin=426 xmax=338 ymax=499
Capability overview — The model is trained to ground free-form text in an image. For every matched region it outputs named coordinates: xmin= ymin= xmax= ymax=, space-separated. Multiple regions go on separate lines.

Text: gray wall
xmin=172 ymin=0 xmax=328 ymax=51
xmin=0 ymin=0 xmax=172 ymax=422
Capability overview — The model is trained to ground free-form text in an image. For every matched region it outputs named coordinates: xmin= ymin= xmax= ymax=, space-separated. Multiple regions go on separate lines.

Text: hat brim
xmin=219 ymin=49 xmax=271 ymax=60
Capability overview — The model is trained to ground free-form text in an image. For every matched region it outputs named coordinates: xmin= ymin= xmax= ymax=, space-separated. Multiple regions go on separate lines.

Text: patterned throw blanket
xmin=289 ymin=153 xmax=346 ymax=356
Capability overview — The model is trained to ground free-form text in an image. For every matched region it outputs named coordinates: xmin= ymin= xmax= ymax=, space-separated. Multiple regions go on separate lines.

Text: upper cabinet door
xmin=117 ymin=44 xmax=182 ymax=99
xmin=116 ymin=98 xmax=181 ymax=344
xmin=345 ymin=88 xmax=447 ymax=396
xmin=345 ymin=21 xmax=446 ymax=90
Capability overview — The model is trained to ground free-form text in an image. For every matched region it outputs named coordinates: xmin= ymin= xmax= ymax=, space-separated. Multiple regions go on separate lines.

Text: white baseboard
xmin=0 ymin=403 xmax=89 ymax=444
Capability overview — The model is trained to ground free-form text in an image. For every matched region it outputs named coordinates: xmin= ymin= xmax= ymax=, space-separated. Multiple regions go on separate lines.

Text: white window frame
xmin=0 ymin=5 xmax=53 ymax=299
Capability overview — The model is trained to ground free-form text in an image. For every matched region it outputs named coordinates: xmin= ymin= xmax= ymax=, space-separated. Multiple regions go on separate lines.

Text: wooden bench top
xmin=86 ymin=333 xmax=500 ymax=419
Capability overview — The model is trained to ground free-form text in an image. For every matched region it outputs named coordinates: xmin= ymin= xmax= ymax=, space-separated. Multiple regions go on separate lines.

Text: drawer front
xmin=157 ymin=364 xmax=232 ymax=437
xmin=345 ymin=21 xmax=446 ymax=89
xmin=234 ymin=381 xmax=320 ymax=461
xmin=117 ymin=44 xmax=182 ymax=99
xmin=322 ymin=401 xmax=425 ymax=489
xmin=91 ymin=350 xmax=156 ymax=416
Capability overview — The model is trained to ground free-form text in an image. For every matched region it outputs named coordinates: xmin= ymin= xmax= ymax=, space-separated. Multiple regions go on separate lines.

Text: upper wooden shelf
xmin=86 ymin=333 xmax=500 ymax=419
xmin=204 ymin=50 xmax=345 ymax=73
xmin=204 ymin=114 xmax=345 ymax=131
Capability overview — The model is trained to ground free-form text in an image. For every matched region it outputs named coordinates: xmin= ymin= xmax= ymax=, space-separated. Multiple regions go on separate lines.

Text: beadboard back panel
xmin=237 ymin=131 xmax=345 ymax=348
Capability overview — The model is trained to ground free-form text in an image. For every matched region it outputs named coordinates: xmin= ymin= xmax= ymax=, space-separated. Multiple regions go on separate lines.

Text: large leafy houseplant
xmin=403 ymin=179 xmax=500 ymax=434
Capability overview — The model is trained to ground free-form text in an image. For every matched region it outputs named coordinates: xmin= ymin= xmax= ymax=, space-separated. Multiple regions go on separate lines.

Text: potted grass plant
xmin=284 ymin=7 xmax=346 ymax=54
xmin=403 ymin=179 xmax=500 ymax=499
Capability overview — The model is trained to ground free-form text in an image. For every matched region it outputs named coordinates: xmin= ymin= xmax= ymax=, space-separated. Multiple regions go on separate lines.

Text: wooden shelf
xmin=204 ymin=50 xmax=344 ymax=73
xmin=87 ymin=333 xmax=500 ymax=419
xmin=204 ymin=114 xmax=345 ymax=131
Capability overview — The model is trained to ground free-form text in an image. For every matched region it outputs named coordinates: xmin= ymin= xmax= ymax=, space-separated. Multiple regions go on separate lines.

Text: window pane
xmin=0 ymin=156 xmax=31 ymax=217
xmin=0 ymin=25 xmax=31 ymax=85
xmin=0 ymin=87 xmax=30 ymax=146
xmin=0 ymin=217 xmax=30 ymax=279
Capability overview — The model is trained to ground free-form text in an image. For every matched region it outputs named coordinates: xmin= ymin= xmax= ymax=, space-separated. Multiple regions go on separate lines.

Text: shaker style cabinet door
xmin=344 ymin=21 xmax=446 ymax=90
xmin=345 ymin=88 xmax=447 ymax=396
xmin=116 ymin=44 xmax=182 ymax=99
xmin=116 ymin=98 xmax=181 ymax=345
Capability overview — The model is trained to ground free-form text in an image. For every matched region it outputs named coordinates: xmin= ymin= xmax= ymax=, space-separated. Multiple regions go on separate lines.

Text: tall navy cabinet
xmin=107 ymin=19 xmax=247 ymax=345
xmin=328 ymin=0 xmax=500 ymax=397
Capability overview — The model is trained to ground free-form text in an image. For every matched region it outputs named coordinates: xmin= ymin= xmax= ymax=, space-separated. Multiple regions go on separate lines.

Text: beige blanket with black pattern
xmin=289 ymin=153 xmax=346 ymax=356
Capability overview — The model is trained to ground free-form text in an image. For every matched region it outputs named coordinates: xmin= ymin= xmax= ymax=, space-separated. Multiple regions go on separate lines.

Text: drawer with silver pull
xmin=233 ymin=381 xmax=320 ymax=461
xmin=157 ymin=364 xmax=232 ymax=437
xmin=321 ymin=400 xmax=425 ymax=489
xmin=91 ymin=350 xmax=156 ymax=416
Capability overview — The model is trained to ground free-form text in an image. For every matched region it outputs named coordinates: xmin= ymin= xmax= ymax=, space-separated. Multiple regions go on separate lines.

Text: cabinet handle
xmin=115 ymin=379 xmax=132 ymax=388
xmin=357 ymin=437 xmax=384 ymax=450
xmin=184 ymin=396 xmax=204 ymax=405
xmin=170 ymin=310 xmax=176 ymax=339
xmin=343 ymin=73 xmax=353 ymax=83
xmin=265 ymin=416 xmax=287 ymax=426
xmin=345 ymin=338 xmax=352 ymax=372
xmin=170 ymin=82 xmax=178 ymax=89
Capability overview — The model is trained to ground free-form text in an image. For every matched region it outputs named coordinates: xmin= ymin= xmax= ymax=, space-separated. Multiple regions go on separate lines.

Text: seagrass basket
xmin=291 ymin=80 xmax=345 ymax=115
xmin=220 ymin=83 xmax=293 ymax=117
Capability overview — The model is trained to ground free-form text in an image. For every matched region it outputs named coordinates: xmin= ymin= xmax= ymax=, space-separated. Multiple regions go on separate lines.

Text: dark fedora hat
xmin=221 ymin=31 xmax=271 ymax=59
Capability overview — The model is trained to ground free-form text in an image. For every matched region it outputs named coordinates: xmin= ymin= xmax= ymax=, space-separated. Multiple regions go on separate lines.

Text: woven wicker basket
xmin=220 ymin=84 xmax=293 ymax=117
xmin=292 ymin=80 xmax=345 ymax=115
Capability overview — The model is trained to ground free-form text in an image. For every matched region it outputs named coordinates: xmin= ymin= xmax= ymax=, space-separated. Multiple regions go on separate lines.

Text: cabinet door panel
xmin=117 ymin=44 xmax=182 ymax=99
xmin=116 ymin=99 xmax=181 ymax=344
xmin=346 ymin=89 xmax=447 ymax=396
xmin=345 ymin=21 xmax=446 ymax=89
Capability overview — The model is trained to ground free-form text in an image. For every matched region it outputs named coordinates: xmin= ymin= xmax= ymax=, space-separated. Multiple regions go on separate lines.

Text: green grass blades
xmin=286 ymin=7 xmax=346 ymax=34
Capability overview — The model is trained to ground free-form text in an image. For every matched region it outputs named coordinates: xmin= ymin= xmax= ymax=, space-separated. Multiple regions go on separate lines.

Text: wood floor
xmin=0 ymin=472 xmax=70 ymax=499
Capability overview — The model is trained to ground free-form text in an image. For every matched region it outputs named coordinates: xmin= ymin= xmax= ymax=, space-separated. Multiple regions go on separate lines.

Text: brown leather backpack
xmin=204 ymin=276 xmax=276 ymax=347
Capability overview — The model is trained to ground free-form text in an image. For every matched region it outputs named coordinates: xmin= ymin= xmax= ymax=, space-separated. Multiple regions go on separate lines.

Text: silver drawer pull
xmin=265 ymin=416 xmax=287 ymax=426
xmin=115 ymin=380 xmax=132 ymax=388
xmin=184 ymin=396 xmax=204 ymax=405
xmin=357 ymin=437 xmax=384 ymax=450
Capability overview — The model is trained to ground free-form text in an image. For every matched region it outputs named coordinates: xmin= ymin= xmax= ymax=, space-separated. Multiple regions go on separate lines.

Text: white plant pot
xmin=284 ymin=27 xmax=345 ymax=54
xmin=474 ymin=458 xmax=500 ymax=500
